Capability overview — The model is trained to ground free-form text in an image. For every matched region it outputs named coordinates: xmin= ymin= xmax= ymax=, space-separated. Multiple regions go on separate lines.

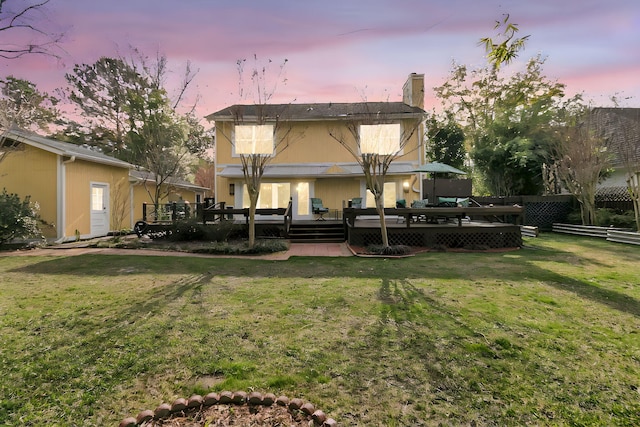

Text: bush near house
xmin=0 ymin=188 xmax=43 ymax=247
xmin=165 ymin=219 xmax=247 ymax=242
xmin=567 ymin=208 xmax=637 ymax=230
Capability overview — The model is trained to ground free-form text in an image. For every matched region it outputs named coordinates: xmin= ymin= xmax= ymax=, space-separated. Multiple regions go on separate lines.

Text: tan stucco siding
xmin=217 ymin=119 xmax=421 ymax=166
xmin=64 ymin=160 xmax=130 ymax=237
xmin=214 ymin=117 xmax=423 ymax=210
xmin=0 ymin=145 xmax=58 ymax=237
xmin=214 ymin=174 xmax=233 ymax=207
xmin=313 ymin=178 xmax=362 ymax=210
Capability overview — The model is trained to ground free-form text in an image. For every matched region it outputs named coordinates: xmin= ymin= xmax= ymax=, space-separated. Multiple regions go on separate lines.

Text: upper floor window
xmin=360 ymin=123 xmax=401 ymax=155
xmin=234 ymin=124 xmax=274 ymax=155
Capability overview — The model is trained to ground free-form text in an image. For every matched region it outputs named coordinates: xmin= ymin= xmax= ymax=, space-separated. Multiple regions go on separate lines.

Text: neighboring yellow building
xmin=206 ymin=74 xmax=427 ymax=221
xmin=0 ymin=128 xmax=133 ymax=241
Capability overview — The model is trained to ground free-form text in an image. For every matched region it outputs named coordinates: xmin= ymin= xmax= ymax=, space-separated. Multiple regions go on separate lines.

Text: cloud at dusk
xmin=2 ymin=0 xmax=639 ymax=121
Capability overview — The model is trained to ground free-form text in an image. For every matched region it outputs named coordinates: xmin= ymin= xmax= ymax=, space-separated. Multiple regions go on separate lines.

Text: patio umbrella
xmin=412 ymin=162 xmax=466 ymax=202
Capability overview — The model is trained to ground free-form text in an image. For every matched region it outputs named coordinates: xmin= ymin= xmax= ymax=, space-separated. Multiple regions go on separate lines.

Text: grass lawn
xmin=0 ymin=233 xmax=639 ymax=426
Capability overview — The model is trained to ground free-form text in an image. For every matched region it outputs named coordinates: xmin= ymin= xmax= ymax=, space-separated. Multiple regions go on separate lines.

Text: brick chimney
xmin=402 ymin=73 xmax=424 ymax=109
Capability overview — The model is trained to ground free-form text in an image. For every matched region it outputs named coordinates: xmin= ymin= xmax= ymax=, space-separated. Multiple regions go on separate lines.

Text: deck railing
xmin=342 ymin=205 xmax=524 ymax=228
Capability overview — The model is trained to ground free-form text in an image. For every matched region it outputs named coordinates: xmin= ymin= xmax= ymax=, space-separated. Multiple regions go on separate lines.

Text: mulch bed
xmin=119 ymin=392 xmax=336 ymax=427
xmin=140 ymin=404 xmax=313 ymax=426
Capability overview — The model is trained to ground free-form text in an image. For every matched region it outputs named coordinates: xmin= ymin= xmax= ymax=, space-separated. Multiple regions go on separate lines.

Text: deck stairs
xmin=288 ymin=221 xmax=345 ymax=243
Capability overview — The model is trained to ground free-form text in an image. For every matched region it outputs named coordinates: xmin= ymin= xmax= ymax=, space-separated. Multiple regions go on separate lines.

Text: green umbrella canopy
xmin=412 ymin=162 xmax=467 ymax=202
xmin=412 ymin=162 xmax=466 ymax=175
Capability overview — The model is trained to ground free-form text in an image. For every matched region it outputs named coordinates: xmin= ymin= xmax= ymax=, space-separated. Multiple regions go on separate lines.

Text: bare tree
xmin=215 ymin=103 xmax=298 ymax=248
xmin=110 ymin=176 xmax=130 ymax=233
xmin=212 ymin=57 xmax=299 ymax=248
xmin=0 ymin=0 xmax=64 ymax=59
xmin=551 ymin=108 xmax=612 ymax=225
xmin=64 ymin=50 xmax=213 ymax=212
xmin=329 ymin=103 xmax=423 ymax=247
xmin=591 ymin=108 xmax=640 ymax=231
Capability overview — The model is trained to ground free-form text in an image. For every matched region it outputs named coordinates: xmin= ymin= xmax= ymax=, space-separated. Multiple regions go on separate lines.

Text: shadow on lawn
xmin=526 ymin=263 xmax=640 ymax=318
xmin=9 ymin=249 xmax=640 ymax=318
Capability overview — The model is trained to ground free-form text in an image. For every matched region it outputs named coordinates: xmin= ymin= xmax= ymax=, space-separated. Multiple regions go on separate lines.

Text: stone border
xmin=118 ymin=390 xmax=337 ymax=426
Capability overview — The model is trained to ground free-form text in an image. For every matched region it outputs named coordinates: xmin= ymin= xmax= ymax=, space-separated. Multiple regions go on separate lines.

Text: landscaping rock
xmin=171 ymin=397 xmax=188 ymax=412
xmin=135 ymin=409 xmax=154 ymax=424
xmin=154 ymin=403 xmax=171 ymax=418
xmin=203 ymin=392 xmax=220 ymax=406
xmin=300 ymin=402 xmax=315 ymax=415
xmin=187 ymin=394 xmax=203 ymax=408
xmin=118 ymin=417 xmax=136 ymax=427
xmin=248 ymin=391 xmax=263 ymax=405
xmin=218 ymin=390 xmax=234 ymax=404
xmin=288 ymin=398 xmax=304 ymax=411
xmin=232 ymin=390 xmax=247 ymax=404
xmin=262 ymin=392 xmax=276 ymax=406
xmin=312 ymin=409 xmax=327 ymax=424
xmin=276 ymin=395 xmax=289 ymax=406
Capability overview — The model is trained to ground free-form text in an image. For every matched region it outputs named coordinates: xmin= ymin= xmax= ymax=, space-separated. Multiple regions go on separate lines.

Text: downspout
xmin=416 ymin=114 xmax=425 ymax=199
xmin=55 ymin=156 xmax=76 ymax=243
xmin=129 ymin=178 xmax=135 ymax=229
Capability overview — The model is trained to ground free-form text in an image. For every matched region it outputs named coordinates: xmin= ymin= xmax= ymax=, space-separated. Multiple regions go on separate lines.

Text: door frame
xmin=90 ymin=181 xmax=110 ymax=237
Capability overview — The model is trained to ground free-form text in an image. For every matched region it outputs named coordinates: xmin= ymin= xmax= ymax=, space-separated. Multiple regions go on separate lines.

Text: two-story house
xmin=206 ymin=74 xmax=427 ymax=221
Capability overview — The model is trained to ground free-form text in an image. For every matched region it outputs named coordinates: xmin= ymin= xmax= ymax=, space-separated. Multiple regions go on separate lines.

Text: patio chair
xmin=311 ymin=198 xmax=329 ymax=220
xmin=410 ymin=199 xmax=429 ymax=222
xmin=396 ymin=199 xmax=407 ymax=222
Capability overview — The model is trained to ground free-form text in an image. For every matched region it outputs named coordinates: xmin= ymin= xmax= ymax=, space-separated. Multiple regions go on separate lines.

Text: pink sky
xmin=2 ymin=0 xmax=639 ymax=124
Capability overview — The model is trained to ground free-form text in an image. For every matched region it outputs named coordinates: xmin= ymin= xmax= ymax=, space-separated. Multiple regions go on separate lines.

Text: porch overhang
xmin=218 ymin=162 xmax=418 ymax=179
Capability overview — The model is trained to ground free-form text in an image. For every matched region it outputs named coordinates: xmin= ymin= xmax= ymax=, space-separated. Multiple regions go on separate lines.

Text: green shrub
xmin=565 ymin=208 xmax=636 ymax=230
xmin=365 ymin=244 xmax=412 ymax=256
xmin=565 ymin=209 xmax=583 ymax=224
xmin=0 ymin=189 xmax=43 ymax=246
xmin=596 ymin=209 xmax=636 ymax=229
xmin=191 ymin=239 xmax=289 ymax=255
xmin=163 ymin=220 xmax=246 ymax=242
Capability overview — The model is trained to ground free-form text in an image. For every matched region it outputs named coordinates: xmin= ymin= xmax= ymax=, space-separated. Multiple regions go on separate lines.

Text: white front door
xmin=293 ymin=181 xmax=313 ymax=220
xmin=90 ymin=182 xmax=110 ymax=237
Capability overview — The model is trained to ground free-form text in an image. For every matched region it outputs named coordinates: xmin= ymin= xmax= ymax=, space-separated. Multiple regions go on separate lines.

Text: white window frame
xmin=359 ymin=123 xmax=402 ymax=155
xmin=233 ymin=124 xmax=275 ymax=156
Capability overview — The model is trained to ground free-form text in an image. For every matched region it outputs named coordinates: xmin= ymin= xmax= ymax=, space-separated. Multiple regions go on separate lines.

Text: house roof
xmin=591 ymin=108 xmax=640 ymax=167
xmin=129 ymin=169 xmax=210 ymax=192
xmin=3 ymin=128 xmax=133 ymax=169
xmin=218 ymin=162 xmax=419 ymax=179
xmin=206 ymin=102 xmax=426 ymax=123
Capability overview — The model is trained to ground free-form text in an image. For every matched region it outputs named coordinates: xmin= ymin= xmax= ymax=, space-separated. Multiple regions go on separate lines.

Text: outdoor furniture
xmin=410 ymin=199 xmax=429 ymax=222
xmin=311 ymin=198 xmax=329 ymax=220
xmin=396 ymin=199 xmax=407 ymax=222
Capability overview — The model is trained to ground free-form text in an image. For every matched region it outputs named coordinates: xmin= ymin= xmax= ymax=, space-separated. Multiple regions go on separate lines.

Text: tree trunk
xmin=577 ymin=195 xmax=596 ymax=226
xmin=248 ymin=190 xmax=259 ymax=248
xmin=628 ymin=173 xmax=640 ymax=231
xmin=375 ymin=194 xmax=389 ymax=247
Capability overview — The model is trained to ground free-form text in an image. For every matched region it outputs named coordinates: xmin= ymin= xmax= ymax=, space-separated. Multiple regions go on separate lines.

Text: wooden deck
xmin=138 ymin=204 xmax=524 ymax=249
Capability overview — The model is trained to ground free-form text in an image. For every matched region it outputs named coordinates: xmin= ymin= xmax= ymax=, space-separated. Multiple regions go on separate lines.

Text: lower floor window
xmin=366 ymin=182 xmax=397 ymax=208
xmin=242 ymin=183 xmax=291 ymax=209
